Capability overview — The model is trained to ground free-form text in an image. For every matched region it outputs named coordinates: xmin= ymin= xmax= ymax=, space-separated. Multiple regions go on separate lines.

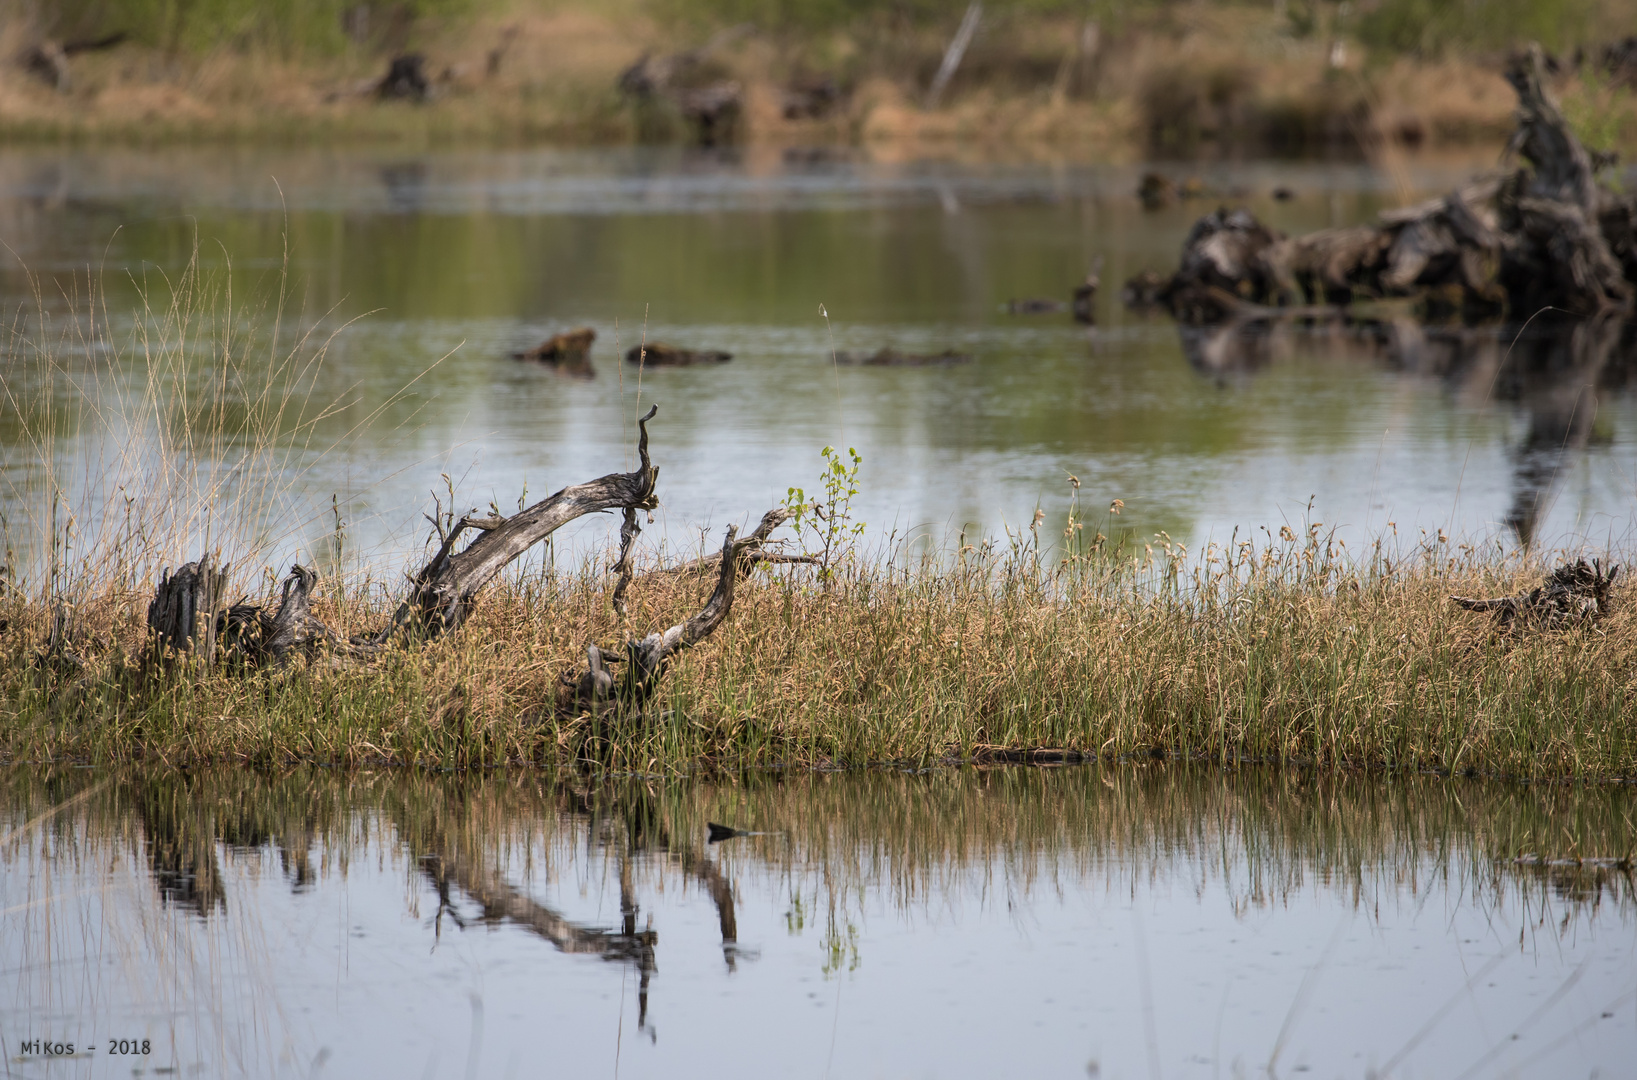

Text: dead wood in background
xmin=835 ymin=347 xmax=971 ymax=366
xmin=1133 ymin=47 xmax=1637 ymax=324
xmin=512 ymin=327 xmax=596 ymax=376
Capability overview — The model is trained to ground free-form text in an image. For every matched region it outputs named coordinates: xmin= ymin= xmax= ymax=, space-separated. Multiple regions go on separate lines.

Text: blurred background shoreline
xmin=0 ymin=0 xmax=1631 ymax=154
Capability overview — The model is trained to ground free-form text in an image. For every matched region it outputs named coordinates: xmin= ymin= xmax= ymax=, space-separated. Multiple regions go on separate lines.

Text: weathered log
xmin=625 ymin=342 xmax=732 ymax=366
xmin=1452 ymin=559 xmax=1620 ymax=630
xmin=377 ymin=54 xmax=430 ymax=101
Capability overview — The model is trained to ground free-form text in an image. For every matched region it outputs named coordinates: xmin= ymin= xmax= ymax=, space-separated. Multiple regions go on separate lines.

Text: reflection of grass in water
xmin=5 ymin=763 xmax=1630 ymax=933
xmin=3 ymin=764 xmax=1629 ymax=1072
xmin=1 ymin=782 xmax=292 ymax=1073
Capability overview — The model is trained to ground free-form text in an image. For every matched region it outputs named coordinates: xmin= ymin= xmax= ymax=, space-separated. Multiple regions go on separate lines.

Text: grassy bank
xmin=1 ymin=525 xmax=1633 ymax=779
xmin=1 ymin=1 xmax=1634 ymax=151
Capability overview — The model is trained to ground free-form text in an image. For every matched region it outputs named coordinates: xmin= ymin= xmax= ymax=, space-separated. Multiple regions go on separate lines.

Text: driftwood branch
xmin=611 ymin=507 xmax=643 ymax=616
xmin=146 ymin=404 xmax=776 ymax=718
xmin=404 ymin=404 xmax=660 ymax=638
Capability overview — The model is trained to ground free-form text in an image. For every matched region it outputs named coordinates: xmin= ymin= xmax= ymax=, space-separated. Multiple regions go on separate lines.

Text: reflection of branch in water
xmin=586 ymin=786 xmax=751 ymax=971
xmin=1177 ymin=311 xmax=1634 ymax=545
xmin=415 ymin=847 xmax=657 ymax=968
xmin=673 ymin=844 xmax=745 ymax=972
xmin=1497 ymin=316 xmax=1620 ymax=545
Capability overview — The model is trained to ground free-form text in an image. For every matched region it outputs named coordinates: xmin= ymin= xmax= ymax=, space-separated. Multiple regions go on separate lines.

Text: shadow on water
xmin=1179 ymin=312 xmax=1637 ymax=546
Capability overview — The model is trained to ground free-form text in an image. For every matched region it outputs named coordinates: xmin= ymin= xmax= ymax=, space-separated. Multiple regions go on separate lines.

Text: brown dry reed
xmin=1 ymin=250 xmax=1634 ymax=780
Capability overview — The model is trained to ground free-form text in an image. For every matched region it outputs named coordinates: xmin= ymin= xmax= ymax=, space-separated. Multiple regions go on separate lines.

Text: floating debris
xmin=1073 ymin=256 xmax=1103 ymax=324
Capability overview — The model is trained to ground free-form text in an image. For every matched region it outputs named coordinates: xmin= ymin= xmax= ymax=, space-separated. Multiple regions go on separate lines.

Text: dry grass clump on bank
xmin=1 ymin=524 xmax=1632 ymax=779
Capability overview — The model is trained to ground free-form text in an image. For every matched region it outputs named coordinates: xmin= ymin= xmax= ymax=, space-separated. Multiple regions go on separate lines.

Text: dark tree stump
xmin=378 ymin=54 xmax=430 ymax=101
xmin=148 ymin=557 xmax=230 ymax=661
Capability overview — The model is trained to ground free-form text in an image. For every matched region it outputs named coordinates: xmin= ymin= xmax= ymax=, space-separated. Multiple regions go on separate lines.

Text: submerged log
xmin=512 ymin=327 xmax=595 ymax=366
xmin=1132 ymin=47 xmax=1637 ymax=323
xmin=1005 ymin=298 xmax=1066 ymax=315
xmin=626 ymin=342 xmax=732 ymax=366
xmin=835 ymin=347 xmax=971 ymax=366
xmin=1451 ymin=559 xmax=1620 ymax=630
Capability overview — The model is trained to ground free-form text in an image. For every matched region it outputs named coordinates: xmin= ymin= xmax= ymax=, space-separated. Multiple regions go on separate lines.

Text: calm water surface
xmin=3 ymin=764 xmax=1634 ymax=1078
xmin=2 ymin=145 xmax=1635 ymax=573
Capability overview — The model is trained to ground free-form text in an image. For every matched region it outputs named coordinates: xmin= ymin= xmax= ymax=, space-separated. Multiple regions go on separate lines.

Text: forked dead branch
xmin=146 ymin=404 xmax=781 ymax=714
